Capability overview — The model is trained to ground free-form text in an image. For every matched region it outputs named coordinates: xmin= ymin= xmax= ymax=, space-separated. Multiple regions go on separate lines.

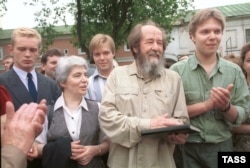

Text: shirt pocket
xmin=116 ymin=87 xmax=139 ymax=99
xmin=154 ymin=90 xmax=176 ymax=116
xmin=115 ymin=87 xmax=139 ymax=115
xmin=154 ymin=90 xmax=174 ymax=104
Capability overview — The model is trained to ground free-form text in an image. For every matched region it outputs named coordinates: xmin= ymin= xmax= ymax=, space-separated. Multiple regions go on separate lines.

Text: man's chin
xmin=149 ymin=58 xmax=160 ymax=66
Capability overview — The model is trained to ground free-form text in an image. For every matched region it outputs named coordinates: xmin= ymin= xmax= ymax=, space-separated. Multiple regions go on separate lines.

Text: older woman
xmin=31 ymin=56 xmax=109 ymax=168
xmin=232 ymin=43 xmax=250 ymax=152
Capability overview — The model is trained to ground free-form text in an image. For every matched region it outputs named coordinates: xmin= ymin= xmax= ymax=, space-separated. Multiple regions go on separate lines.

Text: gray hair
xmin=55 ymin=55 xmax=88 ymax=89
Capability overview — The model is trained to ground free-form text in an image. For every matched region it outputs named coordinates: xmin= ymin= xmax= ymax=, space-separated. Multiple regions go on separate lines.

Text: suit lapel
xmin=7 ymin=69 xmax=33 ymax=104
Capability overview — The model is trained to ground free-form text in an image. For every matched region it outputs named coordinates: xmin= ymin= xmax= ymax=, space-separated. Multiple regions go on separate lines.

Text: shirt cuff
xmin=139 ymin=119 xmax=151 ymax=131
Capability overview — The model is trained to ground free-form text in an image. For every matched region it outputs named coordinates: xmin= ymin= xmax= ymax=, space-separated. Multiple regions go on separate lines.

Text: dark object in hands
xmin=141 ymin=124 xmax=200 ymax=137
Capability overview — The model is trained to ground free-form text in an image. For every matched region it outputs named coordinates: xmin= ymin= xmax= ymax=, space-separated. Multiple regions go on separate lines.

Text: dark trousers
xmin=27 ymin=158 xmax=42 ymax=168
xmin=174 ymin=138 xmax=233 ymax=168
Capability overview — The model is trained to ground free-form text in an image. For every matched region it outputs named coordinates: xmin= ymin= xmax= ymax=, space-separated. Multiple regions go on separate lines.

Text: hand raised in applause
xmin=210 ymin=84 xmax=233 ymax=111
xmin=1 ymin=100 xmax=47 ymax=154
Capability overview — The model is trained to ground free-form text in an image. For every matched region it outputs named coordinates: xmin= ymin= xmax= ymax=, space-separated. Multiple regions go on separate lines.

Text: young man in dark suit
xmin=0 ymin=27 xmax=61 ymax=168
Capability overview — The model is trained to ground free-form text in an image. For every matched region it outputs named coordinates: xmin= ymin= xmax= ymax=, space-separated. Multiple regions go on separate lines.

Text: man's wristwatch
xmin=221 ymin=103 xmax=231 ymax=113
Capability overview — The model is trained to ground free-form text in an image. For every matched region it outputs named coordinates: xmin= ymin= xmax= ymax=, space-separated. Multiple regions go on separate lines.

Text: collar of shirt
xmin=189 ymin=54 xmax=224 ymax=74
xmin=13 ymin=65 xmax=37 ymax=89
xmin=92 ymin=69 xmax=109 ymax=79
xmin=54 ymin=93 xmax=89 ymax=112
xmin=128 ymin=61 xmax=139 ymax=76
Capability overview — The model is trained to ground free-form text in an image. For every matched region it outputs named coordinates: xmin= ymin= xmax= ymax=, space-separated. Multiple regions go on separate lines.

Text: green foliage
xmin=23 ymin=0 xmax=193 ymax=59
xmin=0 ymin=0 xmax=8 ymax=16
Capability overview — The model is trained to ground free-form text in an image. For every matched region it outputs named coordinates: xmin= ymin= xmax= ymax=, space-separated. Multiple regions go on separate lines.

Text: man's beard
xmin=137 ymin=50 xmax=165 ymax=79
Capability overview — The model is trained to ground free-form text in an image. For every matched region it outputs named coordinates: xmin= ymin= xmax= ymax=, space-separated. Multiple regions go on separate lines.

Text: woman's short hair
xmin=55 ymin=55 xmax=88 ymax=89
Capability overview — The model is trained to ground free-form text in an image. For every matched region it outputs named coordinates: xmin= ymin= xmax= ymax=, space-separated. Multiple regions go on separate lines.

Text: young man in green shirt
xmin=171 ymin=8 xmax=250 ymax=168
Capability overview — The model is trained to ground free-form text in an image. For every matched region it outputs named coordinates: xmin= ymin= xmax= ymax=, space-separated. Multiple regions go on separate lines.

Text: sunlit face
xmin=3 ymin=58 xmax=14 ymax=71
xmin=190 ymin=18 xmax=223 ymax=58
xmin=243 ymin=51 xmax=250 ymax=76
xmin=9 ymin=36 xmax=40 ymax=72
xmin=92 ymin=43 xmax=114 ymax=76
xmin=41 ymin=55 xmax=60 ymax=79
xmin=60 ymin=66 xmax=88 ymax=97
xmin=134 ymin=25 xmax=165 ymax=78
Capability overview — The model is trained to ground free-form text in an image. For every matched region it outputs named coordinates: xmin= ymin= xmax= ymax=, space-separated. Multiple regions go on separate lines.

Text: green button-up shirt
xmin=171 ymin=55 xmax=250 ymax=143
xmin=99 ymin=61 xmax=189 ymax=168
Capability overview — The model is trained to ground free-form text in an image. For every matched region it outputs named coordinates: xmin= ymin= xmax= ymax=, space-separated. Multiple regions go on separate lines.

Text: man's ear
xmin=41 ymin=64 xmax=46 ymax=71
xmin=8 ymin=45 xmax=13 ymax=54
xmin=132 ymin=47 xmax=138 ymax=54
xmin=59 ymin=82 xmax=65 ymax=89
xmin=189 ymin=34 xmax=195 ymax=44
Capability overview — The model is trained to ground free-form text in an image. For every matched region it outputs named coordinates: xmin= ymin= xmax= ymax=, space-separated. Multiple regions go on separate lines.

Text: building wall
xmin=165 ymin=16 xmax=250 ymax=60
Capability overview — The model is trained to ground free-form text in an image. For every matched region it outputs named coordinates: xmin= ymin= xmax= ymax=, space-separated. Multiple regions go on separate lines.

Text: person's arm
xmin=27 ymin=142 xmax=45 ymax=160
xmin=1 ymin=145 xmax=27 ymax=168
xmin=2 ymin=100 xmax=46 ymax=153
xmin=232 ymin=124 xmax=250 ymax=134
xmin=96 ymin=139 xmax=109 ymax=156
xmin=1 ymin=100 xmax=47 ymax=167
xmin=187 ymin=97 xmax=214 ymax=118
xmin=188 ymin=84 xmax=238 ymax=122
xmin=27 ymin=115 xmax=48 ymax=159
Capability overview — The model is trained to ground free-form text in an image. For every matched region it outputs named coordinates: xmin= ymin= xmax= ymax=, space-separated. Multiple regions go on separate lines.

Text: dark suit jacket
xmin=0 ymin=69 xmax=61 ymax=110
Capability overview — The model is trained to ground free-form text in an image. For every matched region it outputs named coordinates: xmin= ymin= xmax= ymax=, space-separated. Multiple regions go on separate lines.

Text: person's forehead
xmin=14 ymin=36 xmax=40 ymax=47
xmin=198 ymin=18 xmax=222 ymax=29
xmin=141 ymin=25 xmax=162 ymax=38
xmin=4 ymin=58 xmax=13 ymax=62
xmin=93 ymin=44 xmax=112 ymax=53
xmin=48 ymin=55 xmax=60 ymax=59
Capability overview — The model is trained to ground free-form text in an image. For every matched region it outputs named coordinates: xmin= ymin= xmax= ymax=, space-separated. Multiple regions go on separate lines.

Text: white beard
xmin=137 ymin=51 xmax=165 ymax=79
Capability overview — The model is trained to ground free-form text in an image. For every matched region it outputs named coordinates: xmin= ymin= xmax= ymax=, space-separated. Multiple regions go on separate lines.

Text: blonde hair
xmin=188 ymin=8 xmax=225 ymax=37
xmin=89 ymin=34 xmax=115 ymax=58
xmin=10 ymin=27 xmax=42 ymax=47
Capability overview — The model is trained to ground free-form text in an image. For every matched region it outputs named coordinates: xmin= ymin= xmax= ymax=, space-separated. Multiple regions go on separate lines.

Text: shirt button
xmin=72 ymin=117 xmax=74 ymax=119
xmin=72 ymin=131 xmax=75 ymax=134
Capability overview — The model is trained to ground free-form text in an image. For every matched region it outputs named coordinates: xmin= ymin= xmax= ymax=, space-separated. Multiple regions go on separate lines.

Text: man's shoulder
xmin=220 ymin=58 xmax=241 ymax=69
xmin=37 ymin=73 xmax=56 ymax=84
xmin=114 ymin=64 xmax=133 ymax=72
xmin=0 ymin=69 xmax=13 ymax=77
xmin=219 ymin=58 xmax=244 ymax=74
xmin=170 ymin=58 xmax=190 ymax=72
xmin=0 ymin=70 xmax=15 ymax=82
xmin=163 ymin=68 xmax=182 ymax=80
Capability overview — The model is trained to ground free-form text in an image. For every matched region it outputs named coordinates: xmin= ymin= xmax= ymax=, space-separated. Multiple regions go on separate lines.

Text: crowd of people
xmin=1 ymin=8 xmax=250 ymax=168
